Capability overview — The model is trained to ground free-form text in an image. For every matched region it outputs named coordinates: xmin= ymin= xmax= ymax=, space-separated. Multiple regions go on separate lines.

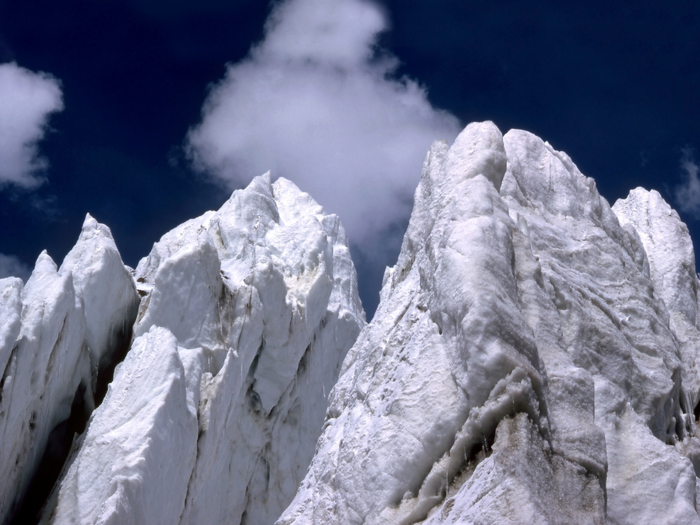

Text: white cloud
xmin=187 ymin=0 xmax=461 ymax=247
xmin=0 ymin=253 xmax=32 ymax=282
xmin=0 ymin=62 xmax=64 ymax=188
xmin=674 ymin=148 xmax=700 ymax=218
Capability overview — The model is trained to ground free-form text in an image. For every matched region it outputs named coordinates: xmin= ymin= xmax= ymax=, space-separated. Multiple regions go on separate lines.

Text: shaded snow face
xmin=45 ymin=174 xmax=365 ymax=525
xmin=279 ymin=122 xmax=700 ymax=525
xmin=501 ymin=131 xmax=700 ymax=524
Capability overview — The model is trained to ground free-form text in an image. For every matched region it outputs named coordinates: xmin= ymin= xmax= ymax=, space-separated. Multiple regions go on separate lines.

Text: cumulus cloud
xmin=674 ymin=148 xmax=700 ymax=218
xmin=187 ymin=0 xmax=461 ymax=247
xmin=0 ymin=62 xmax=64 ymax=188
xmin=0 ymin=253 xmax=32 ymax=282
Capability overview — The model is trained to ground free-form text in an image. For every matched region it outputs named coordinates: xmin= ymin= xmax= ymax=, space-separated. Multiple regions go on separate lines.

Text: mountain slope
xmin=2 ymin=122 xmax=700 ymax=525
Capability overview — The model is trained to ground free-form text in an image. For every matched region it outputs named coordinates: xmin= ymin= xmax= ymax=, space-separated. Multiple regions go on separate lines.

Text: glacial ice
xmin=2 ymin=121 xmax=700 ymax=525
xmin=278 ymin=123 xmax=700 ymax=524
xmin=0 ymin=216 xmax=139 ymax=523
xmin=43 ymin=174 xmax=365 ymax=524
xmin=43 ymin=326 xmax=198 ymax=525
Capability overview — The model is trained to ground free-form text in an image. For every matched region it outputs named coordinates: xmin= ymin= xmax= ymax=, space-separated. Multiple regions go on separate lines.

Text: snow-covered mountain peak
xmin=24 ymin=250 xmax=58 ymax=285
xmin=3 ymin=122 xmax=700 ymax=525
xmin=43 ymin=173 xmax=365 ymax=525
xmin=280 ymin=122 xmax=700 ymax=525
xmin=444 ymin=120 xmax=507 ymax=191
xmin=0 ymin=215 xmax=139 ymax=523
xmin=614 ymin=187 xmax=699 ymax=328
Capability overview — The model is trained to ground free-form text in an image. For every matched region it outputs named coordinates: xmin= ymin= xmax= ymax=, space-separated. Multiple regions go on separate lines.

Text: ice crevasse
xmin=2 ymin=121 xmax=700 ymax=525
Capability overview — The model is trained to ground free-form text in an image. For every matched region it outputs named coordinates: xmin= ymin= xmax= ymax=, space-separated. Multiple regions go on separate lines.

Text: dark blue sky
xmin=1 ymin=0 xmax=699 ymax=317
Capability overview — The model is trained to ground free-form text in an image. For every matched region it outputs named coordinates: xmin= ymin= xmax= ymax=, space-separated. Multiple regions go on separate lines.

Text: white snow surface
xmin=60 ymin=215 xmax=141 ymax=377
xmin=278 ymin=122 xmax=700 ymax=524
xmin=613 ymin=189 xmax=700 ymax=410
xmin=0 ymin=277 xmax=23 ymax=389
xmin=43 ymin=326 xmax=198 ymax=525
xmin=4 ymin=122 xmax=700 ymax=525
xmin=0 ymin=216 xmax=139 ymax=523
xmin=46 ymin=174 xmax=365 ymax=524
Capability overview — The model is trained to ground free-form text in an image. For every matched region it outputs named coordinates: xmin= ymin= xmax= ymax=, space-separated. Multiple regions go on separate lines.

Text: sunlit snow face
xmin=186 ymin=0 xmax=460 ymax=251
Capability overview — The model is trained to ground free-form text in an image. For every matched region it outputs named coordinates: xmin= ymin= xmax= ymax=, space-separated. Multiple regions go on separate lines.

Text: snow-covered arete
xmin=279 ymin=123 xmax=700 ymax=524
xmin=45 ymin=174 xmax=365 ymax=524
xmin=0 ymin=216 xmax=139 ymax=523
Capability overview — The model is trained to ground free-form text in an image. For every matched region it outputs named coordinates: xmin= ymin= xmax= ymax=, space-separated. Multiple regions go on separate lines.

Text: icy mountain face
xmin=41 ymin=326 xmax=199 ymax=525
xmin=3 ymin=122 xmax=700 ymax=525
xmin=0 ymin=216 xmax=139 ymax=523
xmin=45 ymin=174 xmax=365 ymax=525
xmin=501 ymin=132 xmax=700 ymax=524
xmin=613 ymin=188 xmax=700 ymax=411
xmin=279 ymin=122 xmax=700 ymax=524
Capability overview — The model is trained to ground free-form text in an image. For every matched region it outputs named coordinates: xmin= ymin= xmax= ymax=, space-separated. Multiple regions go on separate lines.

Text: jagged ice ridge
xmin=1 ymin=122 xmax=700 ymax=525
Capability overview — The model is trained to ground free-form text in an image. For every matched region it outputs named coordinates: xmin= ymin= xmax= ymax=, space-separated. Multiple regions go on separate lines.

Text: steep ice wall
xmin=0 ymin=278 xmax=22 ymax=395
xmin=0 ymin=216 xmax=139 ymax=523
xmin=4 ymin=122 xmax=699 ymax=525
xmin=60 ymin=216 xmax=142 ymax=403
xmin=45 ymin=174 xmax=365 ymax=525
xmin=279 ymin=122 xmax=606 ymax=524
xmin=609 ymin=188 xmax=700 ymax=520
xmin=279 ymin=122 xmax=700 ymax=524
xmin=613 ymin=188 xmax=700 ymax=411
xmin=500 ymin=131 xmax=700 ymax=524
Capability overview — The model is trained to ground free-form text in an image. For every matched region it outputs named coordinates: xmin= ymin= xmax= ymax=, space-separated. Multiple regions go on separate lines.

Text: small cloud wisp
xmin=0 ymin=62 xmax=64 ymax=189
xmin=674 ymin=148 xmax=700 ymax=219
xmin=0 ymin=253 xmax=32 ymax=282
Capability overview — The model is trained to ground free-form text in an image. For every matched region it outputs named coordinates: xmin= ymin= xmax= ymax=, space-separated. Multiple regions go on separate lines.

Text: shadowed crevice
xmin=94 ymin=303 xmax=139 ymax=406
xmin=10 ymin=383 xmax=89 ymax=525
